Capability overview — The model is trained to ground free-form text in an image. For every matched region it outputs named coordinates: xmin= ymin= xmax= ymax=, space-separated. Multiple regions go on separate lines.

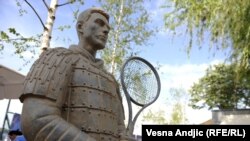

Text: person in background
xmin=8 ymin=130 xmax=26 ymax=141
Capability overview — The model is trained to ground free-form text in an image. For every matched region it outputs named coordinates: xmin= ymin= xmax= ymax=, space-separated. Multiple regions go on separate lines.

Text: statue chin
xmin=95 ymin=42 xmax=106 ymax=50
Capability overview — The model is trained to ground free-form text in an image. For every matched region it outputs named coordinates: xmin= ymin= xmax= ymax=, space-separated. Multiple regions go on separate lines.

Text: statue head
xmin=76 ymin=7 xmax=110 ymax=50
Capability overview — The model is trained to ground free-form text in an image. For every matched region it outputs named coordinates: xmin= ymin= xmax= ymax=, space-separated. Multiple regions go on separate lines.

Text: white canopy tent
xmin=0 ymin=65 xmax=25 ymax=140
xmin=0 ymin=65 xmax=25 ymax=100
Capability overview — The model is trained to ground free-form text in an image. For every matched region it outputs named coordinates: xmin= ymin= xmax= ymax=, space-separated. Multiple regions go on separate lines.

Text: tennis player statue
xmin=20 ymin=7 xmax=134 ymax=141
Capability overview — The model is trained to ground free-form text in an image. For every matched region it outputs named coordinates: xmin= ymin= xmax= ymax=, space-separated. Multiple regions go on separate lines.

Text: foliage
xmin=169 ymin=103 xmax=186 ymax=124
xmin=141 ymin=87 xmax=188 ymax=124
xmin=1 ymin=0 xmax=84 ymax=58
xmin=189 ymin=63 xmax=250 ymax=110
xmin=98 ymin=0 xmax=156 ymax=74
xmin=169 ymin=88 xmax=188 ymax=124
xmin=142 ymin=109 xmax=167 ymax=124
xmin=0 ymin=28 xmax=41 ymax=58
xmin=2 ymin=0 xmax=156 ymax=75
xmin=163 ymin=0 xmax=250 ymax=69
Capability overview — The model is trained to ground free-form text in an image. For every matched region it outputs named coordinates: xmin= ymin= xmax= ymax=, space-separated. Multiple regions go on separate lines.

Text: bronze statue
xmin=20 ymin=7 xmax=131 ymax=141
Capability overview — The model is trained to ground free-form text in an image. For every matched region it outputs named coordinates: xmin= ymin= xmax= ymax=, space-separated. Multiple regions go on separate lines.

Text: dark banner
xmin=142 ymin=125 xmax=250 ymax=141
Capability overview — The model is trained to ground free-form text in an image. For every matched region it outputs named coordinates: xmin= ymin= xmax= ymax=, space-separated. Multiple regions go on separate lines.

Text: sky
xmin=0 ymin=0 xmax=229 ymax=136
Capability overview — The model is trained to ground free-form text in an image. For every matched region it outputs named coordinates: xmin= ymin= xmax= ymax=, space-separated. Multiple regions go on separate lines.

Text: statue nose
xmin=103 ymin=25 xmax=109 ymax=35
xmin=103 ymin=30 xmax=109 ymax=35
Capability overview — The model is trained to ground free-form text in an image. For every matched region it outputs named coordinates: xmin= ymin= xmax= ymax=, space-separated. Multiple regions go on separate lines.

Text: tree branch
xmin=0 ymin=37 xmax=39 ymax=42
xmin=42 ymin=0 xmax=49 ymax=10
xmin=24 ymin=0 xmax=46 ymax=29
xmin=56 ymin=0 xmax=75 ymax=7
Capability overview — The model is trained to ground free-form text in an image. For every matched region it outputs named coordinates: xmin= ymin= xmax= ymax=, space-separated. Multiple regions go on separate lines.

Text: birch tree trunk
xmin=41 ymin=0 xmax=58 ymax=52
xmin=110 ymin=0 xmax=124 ymax=74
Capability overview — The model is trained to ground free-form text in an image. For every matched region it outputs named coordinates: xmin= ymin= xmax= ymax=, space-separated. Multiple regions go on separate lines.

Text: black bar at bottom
xmin=142 ymin=125 xmax=250 ymax=141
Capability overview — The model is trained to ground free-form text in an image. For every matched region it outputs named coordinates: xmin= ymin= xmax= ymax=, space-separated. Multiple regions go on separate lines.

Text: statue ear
xmin=77 ymin=22 xmax=84 ymax=34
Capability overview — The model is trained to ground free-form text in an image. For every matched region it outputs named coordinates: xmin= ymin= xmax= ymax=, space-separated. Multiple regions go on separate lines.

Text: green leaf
xmin=8 ymin=28 xmax=16 ymax=34
xmin=0 ymin=31 xmax=9 ymax=40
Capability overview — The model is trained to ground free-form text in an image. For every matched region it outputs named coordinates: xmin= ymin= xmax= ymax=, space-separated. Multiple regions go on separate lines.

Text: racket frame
xmin=120 ymin=56 xmax=161 ymax=136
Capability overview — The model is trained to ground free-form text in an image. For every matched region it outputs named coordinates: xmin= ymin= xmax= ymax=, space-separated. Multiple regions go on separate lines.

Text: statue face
xmin=81 ymin=13 xmax=110 ymax=50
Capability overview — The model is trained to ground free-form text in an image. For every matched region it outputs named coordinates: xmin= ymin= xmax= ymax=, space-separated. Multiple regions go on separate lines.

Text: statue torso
xmin=61 ymin=52 xmax=121 ymax=141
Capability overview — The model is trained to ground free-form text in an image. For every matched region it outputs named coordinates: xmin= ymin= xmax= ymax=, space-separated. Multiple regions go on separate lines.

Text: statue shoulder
xmin=41 ymin=47 xmax=74 ymax=57
xmin=36 ymin=47 xmax=80 ymax=67
xmin=20 ymin=47 xmax=79 ymax=102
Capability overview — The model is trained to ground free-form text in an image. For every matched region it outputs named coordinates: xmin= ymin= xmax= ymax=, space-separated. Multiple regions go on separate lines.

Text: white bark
xmin=110 ymin=0 xmax=124 ymax=74
xmin=41 ymin=0 xmax=58 ymax=52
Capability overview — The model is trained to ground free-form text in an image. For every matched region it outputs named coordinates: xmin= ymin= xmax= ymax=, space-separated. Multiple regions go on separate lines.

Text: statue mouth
xmin=97 ymin=35 xmax=107 ymax=42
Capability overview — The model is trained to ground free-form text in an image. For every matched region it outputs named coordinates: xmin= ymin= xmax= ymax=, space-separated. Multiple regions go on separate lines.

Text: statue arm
xmin=21 ymin=97 xmax=96 ymax=141
xmin=117 ymin=99 xmax=136 ymax=141
xmin=20 ymin=48 xmax=96 ymax=141
xmin=115 ymin=83 xmax=136 ymax=141
xmin=115 ymin=86 xmax=133 ymax=141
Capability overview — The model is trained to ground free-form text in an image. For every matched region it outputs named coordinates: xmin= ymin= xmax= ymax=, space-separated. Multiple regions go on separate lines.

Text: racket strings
xmin=123 ymin=59 xmax=158 ymax=105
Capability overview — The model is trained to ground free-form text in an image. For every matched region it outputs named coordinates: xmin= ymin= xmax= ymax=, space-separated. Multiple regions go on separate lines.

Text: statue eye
xmin=95 ymin=19 xmax=105 ymax=26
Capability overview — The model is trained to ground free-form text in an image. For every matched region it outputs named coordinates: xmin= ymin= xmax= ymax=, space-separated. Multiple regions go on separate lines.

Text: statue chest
xmin=62 ymin=58 xmax=121 ymax=139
